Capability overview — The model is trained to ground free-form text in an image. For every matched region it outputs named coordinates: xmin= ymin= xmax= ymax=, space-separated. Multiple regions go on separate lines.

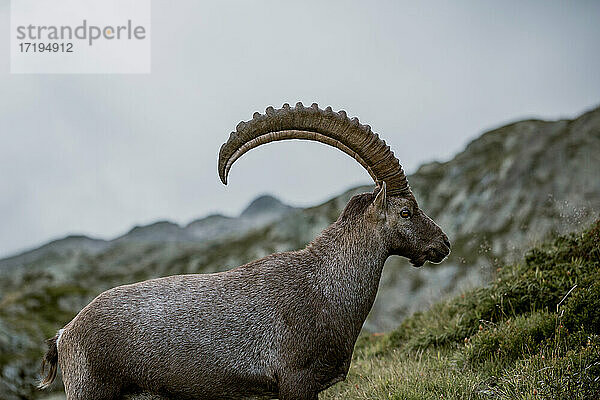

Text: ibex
xmin=39 ymin=103 xmax=450 ymax=399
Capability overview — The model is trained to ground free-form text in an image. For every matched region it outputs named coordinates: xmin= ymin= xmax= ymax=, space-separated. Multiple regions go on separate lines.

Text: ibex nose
xmin=442 ymin=235 xmax=451 ymax=250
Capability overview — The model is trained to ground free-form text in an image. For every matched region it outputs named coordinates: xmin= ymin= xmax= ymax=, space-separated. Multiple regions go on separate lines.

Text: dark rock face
xmin=1 ymin=106 xmax=599 ymax=399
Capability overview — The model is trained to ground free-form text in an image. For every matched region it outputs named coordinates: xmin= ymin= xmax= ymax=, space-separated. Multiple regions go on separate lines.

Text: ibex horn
xmin=218 ymin=102 xmax=411 ymax=196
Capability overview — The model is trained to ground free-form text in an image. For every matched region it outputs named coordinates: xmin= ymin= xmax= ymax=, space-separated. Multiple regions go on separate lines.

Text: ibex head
xmin=218 ymin=102 xmax=450 ymax=267
xmin=367 ymin=183 xmax=450 ymax=267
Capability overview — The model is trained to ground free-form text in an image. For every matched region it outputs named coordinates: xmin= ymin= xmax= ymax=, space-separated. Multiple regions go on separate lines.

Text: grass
xmin=323 ymin=220 xmax=600 ymax=399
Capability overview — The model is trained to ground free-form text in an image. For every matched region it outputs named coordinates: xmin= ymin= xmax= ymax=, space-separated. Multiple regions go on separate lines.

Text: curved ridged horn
xmin=218 ymin=102 xmax=411 ymax=196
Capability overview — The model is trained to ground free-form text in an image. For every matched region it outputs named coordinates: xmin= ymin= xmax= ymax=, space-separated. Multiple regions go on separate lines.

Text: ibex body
xmin=40 ymin=103 xmax=450 ymax=399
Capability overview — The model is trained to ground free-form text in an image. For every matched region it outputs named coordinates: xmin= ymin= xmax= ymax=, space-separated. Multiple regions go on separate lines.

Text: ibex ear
xmin=371 ymin=181 xmax=387 ymax=220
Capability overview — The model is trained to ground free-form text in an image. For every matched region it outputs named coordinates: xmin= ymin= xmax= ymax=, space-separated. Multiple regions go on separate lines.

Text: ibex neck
xmin=306 ymin=220 xmax=388 ymax=333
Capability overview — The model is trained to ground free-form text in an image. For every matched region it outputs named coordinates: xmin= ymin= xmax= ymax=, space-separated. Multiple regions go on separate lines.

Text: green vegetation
xmin=323 ymin=220 xmax=600 ymax=399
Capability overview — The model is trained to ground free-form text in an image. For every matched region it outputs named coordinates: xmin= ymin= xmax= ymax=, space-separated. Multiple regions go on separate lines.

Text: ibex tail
xmin=38 ymin=333 xmax=59 ymax=389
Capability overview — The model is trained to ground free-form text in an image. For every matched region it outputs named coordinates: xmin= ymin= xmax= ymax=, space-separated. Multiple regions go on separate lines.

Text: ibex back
xmin=39 ymin=103 xmax=450 ymax=399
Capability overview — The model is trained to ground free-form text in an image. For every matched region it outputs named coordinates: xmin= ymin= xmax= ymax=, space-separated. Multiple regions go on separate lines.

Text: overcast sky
xmin=1 ymin=1 xmax=599 ymax=258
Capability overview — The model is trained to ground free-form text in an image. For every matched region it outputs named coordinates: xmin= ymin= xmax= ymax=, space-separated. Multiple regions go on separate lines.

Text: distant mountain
xmin=0 ymin=194 xmax=296 ymax=279
xmin=1 ymin=106 xmax=599 ymax=399
xmin=0 ymin=235 xmax=109 ymax=275
xmin=183 ymin=195 xmax=294 ymax=242
xmin=240 ymin=194 xmax=293 ymax=218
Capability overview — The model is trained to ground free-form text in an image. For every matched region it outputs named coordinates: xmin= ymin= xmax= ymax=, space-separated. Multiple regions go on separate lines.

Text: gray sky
xmin=1 ymin=1 xmax=599 ymax=258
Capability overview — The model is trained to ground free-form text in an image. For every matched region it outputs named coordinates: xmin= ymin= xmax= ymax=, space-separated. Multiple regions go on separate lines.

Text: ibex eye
xmin=400 ymin=209 xmax=411 ymax=218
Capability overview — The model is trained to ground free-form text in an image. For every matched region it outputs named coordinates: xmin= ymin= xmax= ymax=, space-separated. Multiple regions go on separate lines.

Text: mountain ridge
xmin=0 ymin=194 xmax=297 ymax=273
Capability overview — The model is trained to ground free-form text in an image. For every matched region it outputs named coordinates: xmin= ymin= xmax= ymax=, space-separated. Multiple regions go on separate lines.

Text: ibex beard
xmin=39 ymin=103 xmax=450 ymax=400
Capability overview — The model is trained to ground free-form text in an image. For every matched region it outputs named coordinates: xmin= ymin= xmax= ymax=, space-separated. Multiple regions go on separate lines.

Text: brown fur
xmin=339 ymin=192 xmax=376 ymax=221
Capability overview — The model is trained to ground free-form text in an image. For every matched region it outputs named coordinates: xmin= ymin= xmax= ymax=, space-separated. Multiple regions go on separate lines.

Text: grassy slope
xmin=323 ymin=220 xmax=600 ymax=399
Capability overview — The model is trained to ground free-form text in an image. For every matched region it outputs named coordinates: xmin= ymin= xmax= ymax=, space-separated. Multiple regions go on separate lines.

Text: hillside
xmin=0 ymin=106 xmax=599 ymax=399
xmin=323 ymin=220 xmax=600 ymax=399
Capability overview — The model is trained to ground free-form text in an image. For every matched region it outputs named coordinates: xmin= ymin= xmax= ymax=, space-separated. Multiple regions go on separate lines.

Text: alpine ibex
xmin=39 ymin=103 xmax=450 ymax=399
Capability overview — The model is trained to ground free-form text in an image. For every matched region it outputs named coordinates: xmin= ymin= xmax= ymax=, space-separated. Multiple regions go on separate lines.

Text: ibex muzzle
xmin=40 ymin=102 xmax=449 ymax=400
